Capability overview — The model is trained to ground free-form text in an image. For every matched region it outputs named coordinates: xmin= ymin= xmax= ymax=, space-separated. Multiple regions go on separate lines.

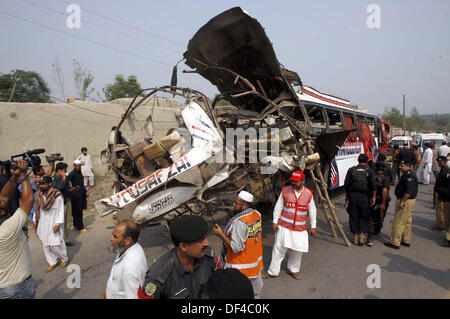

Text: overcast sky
xmin=0 ymin=0 xmax=449 ymax=116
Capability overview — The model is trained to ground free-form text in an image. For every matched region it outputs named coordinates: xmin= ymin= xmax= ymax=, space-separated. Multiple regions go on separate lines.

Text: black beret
xmin=437 ymin=155 xmax=448 ymax=162
xmin=400 ymin=160 xmax=411 ymax=165
xmin=206 ymin=269 xmax=254 ymax=299
xmin=170 ymin=215 xmax=208 ymax=243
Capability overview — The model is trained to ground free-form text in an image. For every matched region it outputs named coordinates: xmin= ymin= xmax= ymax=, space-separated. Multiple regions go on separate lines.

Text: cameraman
xmin=32 ymin=157 xmax=55 ymax=187
xmin=0 ymin=160 xmax=35 ymax=299
xmin=0 ymin=161 xmax=20 ymax=215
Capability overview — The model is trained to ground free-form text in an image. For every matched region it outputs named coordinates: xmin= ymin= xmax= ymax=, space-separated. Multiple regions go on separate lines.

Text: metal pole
xmin=402 ymin=94 xmax=406 ymax=136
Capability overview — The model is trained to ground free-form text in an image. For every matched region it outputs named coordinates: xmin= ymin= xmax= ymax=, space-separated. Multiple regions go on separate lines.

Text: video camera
xmin=45 ymin=153 xmax=64 ymax=163
xmin=6 ymin=148 xmax=45 ymax=172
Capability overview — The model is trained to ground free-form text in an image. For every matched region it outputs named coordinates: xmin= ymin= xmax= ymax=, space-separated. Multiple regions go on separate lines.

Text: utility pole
xmin=8 ymin=72 xmax=21 ymax=102
xmin=402 ymin=94 xmax=406 ymax=136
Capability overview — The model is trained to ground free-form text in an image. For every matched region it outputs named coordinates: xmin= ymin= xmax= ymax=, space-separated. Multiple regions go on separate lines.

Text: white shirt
xmin=0 ymin=208 xmax=32 ymax=287
xmin=420 ymin=148 xmax=433 ymax=172
xmin=272 ymin=187 xmax=317 ymax=252
xmin=77 ymin=154 xmax=94 ymax=177
xmin=438 ymin=145 xmax=450 ymax=157
xmin=36 ymin=195 xmax=65 ymax=246
xmin=106 ymin=243 xmax=148 ymax=299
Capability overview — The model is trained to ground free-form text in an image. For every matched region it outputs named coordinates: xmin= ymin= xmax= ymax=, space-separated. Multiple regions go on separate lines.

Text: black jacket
xmin=435 ymin=166 xmax=450 ymax=202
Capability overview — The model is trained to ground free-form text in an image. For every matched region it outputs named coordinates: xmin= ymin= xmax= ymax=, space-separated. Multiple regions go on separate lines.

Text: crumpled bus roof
xmin=184 ymin=7 xmax=293 ymax=113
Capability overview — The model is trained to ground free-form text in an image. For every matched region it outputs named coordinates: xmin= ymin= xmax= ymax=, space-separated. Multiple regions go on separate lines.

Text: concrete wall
xmin=0 ymin=98 xmax=182 ymax=175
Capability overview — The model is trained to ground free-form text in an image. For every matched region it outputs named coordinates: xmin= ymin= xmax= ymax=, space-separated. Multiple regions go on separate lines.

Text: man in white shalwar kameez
xmin=418 ymin=143 xmax=433 ymax=185
xmin=262 ymin=171 xmax=316 ymax=280
xmin=33 ymin=176 xmax=68 ymax=272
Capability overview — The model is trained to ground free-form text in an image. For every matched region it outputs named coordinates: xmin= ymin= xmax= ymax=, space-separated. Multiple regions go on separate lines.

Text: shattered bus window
xmin=304 ymin=104 xmax=327 ymax=133
xmin=326 ymin=109 xmax=344 ymax=131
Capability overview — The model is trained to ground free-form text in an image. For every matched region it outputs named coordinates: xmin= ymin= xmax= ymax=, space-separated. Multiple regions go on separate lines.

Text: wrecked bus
xmin=95 ymin=7 xmax=383 ymax=228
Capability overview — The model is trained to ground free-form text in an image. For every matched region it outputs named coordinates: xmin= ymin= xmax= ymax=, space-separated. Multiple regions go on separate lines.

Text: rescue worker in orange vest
xmin=262 ymin=170 xmax=317 ymax=280
xmin=213 ymin=191 xmax=263 ymax=298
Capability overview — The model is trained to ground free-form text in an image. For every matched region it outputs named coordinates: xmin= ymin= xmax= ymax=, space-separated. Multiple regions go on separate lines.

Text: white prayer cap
xmin=238 ymin=191 xmax=254 ymax=203
xmin=73 ymin=159 xmax=82 ymax=165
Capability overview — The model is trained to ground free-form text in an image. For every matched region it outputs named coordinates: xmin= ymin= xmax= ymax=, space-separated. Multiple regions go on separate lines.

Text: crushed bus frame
xmin=95 ymin=7 xmax=389 ymax=246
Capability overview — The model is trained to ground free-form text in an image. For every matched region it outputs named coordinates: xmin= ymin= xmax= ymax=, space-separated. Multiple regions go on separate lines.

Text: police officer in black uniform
xmin=367 ymin=162 xmax=391 ymax=246
xmin=344 ymin=154 xmax=377 ymax=245
xmin=384 ymin=160 xmax=418 ymax=249
xmin=434 ymin=156 xmax=450 ymax=247
xmin=376 ymin=153 xmax=394 ymax=185
xmin=138 ymin=215 xmax=220 ymax=299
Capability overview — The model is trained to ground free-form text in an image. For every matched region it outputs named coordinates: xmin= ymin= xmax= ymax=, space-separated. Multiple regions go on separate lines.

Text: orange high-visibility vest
xmin=278 ymin=186 xmax=313 ymax=232
xmin=225 ymin=209 xmax=263 ymax=279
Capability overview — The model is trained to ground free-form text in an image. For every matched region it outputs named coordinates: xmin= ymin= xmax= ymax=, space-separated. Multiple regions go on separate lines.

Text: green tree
xmin=381 ymin=107 xmax=403 ymax=127
xmin=73 ymin=59 xmax=95 ymax=101
xmin=0 ymin=69 xmax=51 ymax=102
xmin=381 ymin=106 xmax=450 ymax=132
xmin=103 ymin=75 xmax=143 ymax=101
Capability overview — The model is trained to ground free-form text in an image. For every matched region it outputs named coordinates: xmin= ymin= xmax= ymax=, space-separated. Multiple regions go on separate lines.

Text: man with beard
xmin=52 ymin=162 xmax=73 ymax=246
xmin=66 ymin=159 xmax=88 ymax=233
xmin=138 ymin=215 xmax=220 ymax=299
xmin=32 ymin=176 xmax=68 ymax=272
xmin=213 ymin=191 xmax=263 ymax=298
xmin=102 ymin=220 xmax=147 ymax=299
xmin=262 ymin=170 xmax=317 ymax=280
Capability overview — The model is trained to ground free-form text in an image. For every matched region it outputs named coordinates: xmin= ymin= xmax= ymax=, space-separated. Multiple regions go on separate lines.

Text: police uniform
xmin=138 ymin=246 xmax=218 ymax=299
xmin=387 ymin=163 xmax=418 ymax=248
xmin=138 ymin=215 xmax=219 ymax=299
xmin=434 ymin=163 xmax=450 ymax=246
xmin=368 ymin=171 xmax=391 ymax=239
xmin=377 ymin=160 xmax=394 ymax=186
xmin=344 ymin=164 xmax=376 ymax=244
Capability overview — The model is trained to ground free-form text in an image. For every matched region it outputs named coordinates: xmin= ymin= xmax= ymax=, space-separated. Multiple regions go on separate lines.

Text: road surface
xmin=27 ymin=181 xmax=449 ymax=299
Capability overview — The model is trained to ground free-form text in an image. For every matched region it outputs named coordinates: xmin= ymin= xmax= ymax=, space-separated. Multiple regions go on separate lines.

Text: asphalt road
xmin=28 ymin=180 xmax=449 ymax=299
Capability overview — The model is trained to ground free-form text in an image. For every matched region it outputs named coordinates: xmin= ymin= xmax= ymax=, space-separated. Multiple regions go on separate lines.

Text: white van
xmin=413 ymin=133 xmax=447 ymax=154
xmin=390 ymin=136 xmax=413 ymax=149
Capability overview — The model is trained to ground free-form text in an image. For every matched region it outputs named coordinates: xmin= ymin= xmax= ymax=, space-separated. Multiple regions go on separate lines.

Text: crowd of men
xmin=346 ymin=141 xmax=450 ymax=249
xmin=0 ymin=141 xmax=448 ymax=299
xmin=0 ymin=148 xmax=94 ymax=298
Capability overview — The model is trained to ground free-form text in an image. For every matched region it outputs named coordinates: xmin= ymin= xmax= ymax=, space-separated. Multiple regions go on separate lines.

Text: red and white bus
xmin=297 ymin=85 xmax=390 ymax=189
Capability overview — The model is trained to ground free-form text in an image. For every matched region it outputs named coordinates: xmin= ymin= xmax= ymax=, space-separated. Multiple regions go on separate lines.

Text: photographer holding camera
xmin=0 ymin=161 xmax=20 ymax=215
xmin=0 ymin=159 xmax=35 ymax=299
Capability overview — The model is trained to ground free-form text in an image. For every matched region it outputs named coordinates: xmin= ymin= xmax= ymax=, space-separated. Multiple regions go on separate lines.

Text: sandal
xmin=286 ymin=270 xmax=301 ymax=280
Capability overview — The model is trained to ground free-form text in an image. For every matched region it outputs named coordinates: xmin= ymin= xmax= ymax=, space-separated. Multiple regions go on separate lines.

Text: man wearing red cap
xmin=262 ymin=170 xmax=316 ymax=280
